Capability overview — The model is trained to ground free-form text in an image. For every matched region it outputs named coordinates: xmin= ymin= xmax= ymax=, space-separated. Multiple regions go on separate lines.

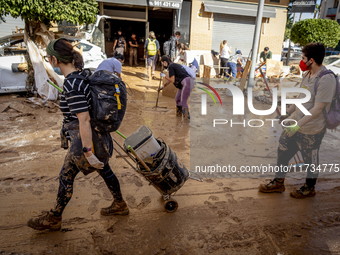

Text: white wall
xmin=0 ymin=15 xmax=25 ymax=38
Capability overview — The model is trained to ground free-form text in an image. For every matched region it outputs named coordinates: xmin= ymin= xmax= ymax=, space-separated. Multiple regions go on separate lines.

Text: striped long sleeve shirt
xmin=59 ymin=70 xmax=91 ymax=122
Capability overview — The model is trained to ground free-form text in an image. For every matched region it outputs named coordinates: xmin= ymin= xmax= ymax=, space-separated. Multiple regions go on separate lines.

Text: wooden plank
xmin=239 ymin=60 xmax=251 ymax=91
xmin=203 ymin=65 xmax=211 ymax=78
xmin=236 ymin=70 xmax=242 ymax=78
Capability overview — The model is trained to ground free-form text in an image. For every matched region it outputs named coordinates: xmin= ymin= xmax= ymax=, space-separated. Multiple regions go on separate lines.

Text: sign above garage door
xmin=100 ymin=0 xmax=182 ymax=9
xmin=203 ymin=0 xmax=276 ymax=18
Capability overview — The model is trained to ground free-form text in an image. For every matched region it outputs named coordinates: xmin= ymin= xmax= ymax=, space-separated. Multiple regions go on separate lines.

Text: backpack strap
xmin=311 ymin=69 xmax=337 ymax=118
xmin=299 ymin=70 xmax=334 ymax=120
xmin=314 ymin=70 xmax=335 ymax=97
xmin=114 ymin=84 xmax=121 ymax=110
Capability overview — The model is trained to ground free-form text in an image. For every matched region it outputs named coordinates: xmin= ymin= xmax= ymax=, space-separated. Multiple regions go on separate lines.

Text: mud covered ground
xmin=0 ymin=66 xmax=340 ymax=255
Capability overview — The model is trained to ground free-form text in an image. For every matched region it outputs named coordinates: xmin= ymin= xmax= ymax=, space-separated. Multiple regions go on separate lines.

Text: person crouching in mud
xmin=159 ymin=55 xmax=196 ymax=120
xmin=259 ymin=43 xmax=337 ymax=198
xmin=27 ymin=38 xmax=128 ymax=231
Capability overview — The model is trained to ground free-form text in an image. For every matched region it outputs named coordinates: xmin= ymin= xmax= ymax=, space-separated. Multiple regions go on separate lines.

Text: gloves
xmin=85 ymin=152 xmax=104 ymax=169
xmin=284 ymin=124 xmax=300 ymax=137
xmin=158 ymin=85 xmax=164 ymax=91
xmin=160 ymin=73 xmax=166 ymax=78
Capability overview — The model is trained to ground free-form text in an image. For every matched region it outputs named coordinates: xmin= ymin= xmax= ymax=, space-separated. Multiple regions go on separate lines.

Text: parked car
xmin=281 ymin=46 xmax=302 ymax=62
xmin=325 ymin=51 xmax=340 ymax=57
xmin=0 ymin=38 xmax=106 ymax=94
xmin=323 ymin=55 xmax=340 ymax=75
xmin=281 ymin=51 xmax=302 ymax=64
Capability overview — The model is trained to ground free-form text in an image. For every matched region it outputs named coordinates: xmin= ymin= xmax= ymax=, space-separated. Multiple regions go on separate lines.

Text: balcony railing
xmin=326 ymin=7 xmax=337 ymax=17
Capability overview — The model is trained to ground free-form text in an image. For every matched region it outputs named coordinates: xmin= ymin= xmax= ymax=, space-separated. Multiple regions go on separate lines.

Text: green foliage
xmin=291 ymin=19 xmax=340 ymax=48
xmin=0 ymin=0 xmax=98 ymax=25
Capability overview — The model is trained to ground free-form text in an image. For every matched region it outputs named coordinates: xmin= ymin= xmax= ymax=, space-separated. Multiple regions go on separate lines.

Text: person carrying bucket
xmin=159 ymin=55 xmax=195 ymax=121
xmin=27 ymin=38 xmax=129 ymax=231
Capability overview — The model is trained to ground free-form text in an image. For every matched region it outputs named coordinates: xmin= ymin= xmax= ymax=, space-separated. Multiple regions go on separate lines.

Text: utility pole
xmin=286 ymin=13 xmax=296 ymax=66
xmin=248 ymin=0 xmax=265 ymax=88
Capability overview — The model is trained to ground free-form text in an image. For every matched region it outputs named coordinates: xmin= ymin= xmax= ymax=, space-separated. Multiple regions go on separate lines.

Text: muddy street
xmin=0 ymin=66 xmax=340 ymax=255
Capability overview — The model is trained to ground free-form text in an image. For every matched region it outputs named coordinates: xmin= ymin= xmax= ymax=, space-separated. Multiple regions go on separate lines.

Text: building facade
xmin=0 ymin=1 xmax=289 ymax=62
xmin=190 ymin=0 xmax=289 ymax=60
xmin=320 ymin=0 xmax=340 ymax=23
xmin=97 ymin=0 xmax=289 ymax=60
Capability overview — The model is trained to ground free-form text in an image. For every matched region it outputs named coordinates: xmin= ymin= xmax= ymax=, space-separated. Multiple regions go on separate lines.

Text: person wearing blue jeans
xmin=227 ymin=50 xmax=243 ymax=78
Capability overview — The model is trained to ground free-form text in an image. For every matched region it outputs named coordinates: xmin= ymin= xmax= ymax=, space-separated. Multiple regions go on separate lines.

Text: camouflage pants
xmin=52 ymin=125 xmax=122 ymax=216
xmin=275 ymin=129 xmax=326 ymax=188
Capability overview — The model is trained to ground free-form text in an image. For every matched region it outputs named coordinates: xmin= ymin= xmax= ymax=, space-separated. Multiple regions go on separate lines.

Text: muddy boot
xmin=182 ymin=107 xmax=190 ymax=120
xmin=176 ymin=106 xmax=183 ymax=117
xmin=290 ymin=184 xmax=316 ymax=198
xmin=27 ymin=210 xmax=62 ymax=231
xmin=259 ymin=178 xmax=285 ymax=193
xmin=100 ymin=200 xmax=129 ymax=216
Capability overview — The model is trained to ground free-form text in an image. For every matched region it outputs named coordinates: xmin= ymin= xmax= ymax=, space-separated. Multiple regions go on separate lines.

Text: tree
xmin=0 ymin=0 xmax=98 ymax=97
xmin=0 ymin=0 xmax=98 ymax=41
xmin=291 ymin=19 xmax=340 ymax=48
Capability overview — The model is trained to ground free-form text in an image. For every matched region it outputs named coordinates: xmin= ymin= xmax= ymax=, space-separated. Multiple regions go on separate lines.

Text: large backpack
xmin=163 ymin=40 xmax=171 ymax=56
xmin=147 ymin=38 xmax=157 ymax=56
xmin=68 ymin=69 xmax=127 ymax=133
xmin=314 ymin=70 xmax=340 ymax=129
xmin=117 ymin=36 xmax=125 ymax=48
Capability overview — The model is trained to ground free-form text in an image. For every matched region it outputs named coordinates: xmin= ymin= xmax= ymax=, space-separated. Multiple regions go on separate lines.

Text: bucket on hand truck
xmin=112 ymin=125 xmax=201 ymax=213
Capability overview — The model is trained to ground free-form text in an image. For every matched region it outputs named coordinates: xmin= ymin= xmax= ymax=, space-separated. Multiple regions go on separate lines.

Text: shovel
xmin=153 ymin=74 xmax=167 ymax=109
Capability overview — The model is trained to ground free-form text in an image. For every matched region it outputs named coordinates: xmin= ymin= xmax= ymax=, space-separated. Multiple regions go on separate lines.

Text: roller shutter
xmin=0 ymin=15 xmax=25 ymax=38
xmin=212 ymin=13 xmax=255 ymax=57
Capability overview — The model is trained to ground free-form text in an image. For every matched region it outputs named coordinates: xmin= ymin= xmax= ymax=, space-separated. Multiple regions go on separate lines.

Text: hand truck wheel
xmin=164 ymin=199 xmax=178 ymax=213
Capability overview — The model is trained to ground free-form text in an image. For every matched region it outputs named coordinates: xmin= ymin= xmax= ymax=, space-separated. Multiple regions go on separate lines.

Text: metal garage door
xmin=0 ymin=15 xmax=25 ymax=38
xmin=212 ymin=13 xmax=255 ymax=57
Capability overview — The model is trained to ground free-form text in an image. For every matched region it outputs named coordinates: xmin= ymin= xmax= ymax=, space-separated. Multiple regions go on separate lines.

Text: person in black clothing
xmin=159 ymin=55 xmax=194 ymax=120
xmin=27 ymin=38 xmax=128 ymax=231
xmin=113 ymin=30 xmax=126 ymax=58
xmin=128 ymin=32 xmax=139 ymax=66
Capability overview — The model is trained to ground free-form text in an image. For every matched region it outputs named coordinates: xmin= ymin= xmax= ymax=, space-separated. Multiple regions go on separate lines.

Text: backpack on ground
xmin=314 ymin=70 xmax=340 ymax=129
xmin=147 ymin=38 xmax=157 ymax=56
xmin=68 ymin=69 xmax=127 ymax=133
xmin=163 ymin=40 xmax=171 ymax=56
